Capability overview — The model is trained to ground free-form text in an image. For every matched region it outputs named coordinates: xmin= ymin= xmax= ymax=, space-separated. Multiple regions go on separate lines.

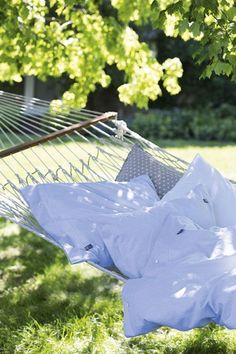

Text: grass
xmin=159 ymin=139 xmax=236 ymax=181
xmin=1 ymin=140 xmax=236 ymax=353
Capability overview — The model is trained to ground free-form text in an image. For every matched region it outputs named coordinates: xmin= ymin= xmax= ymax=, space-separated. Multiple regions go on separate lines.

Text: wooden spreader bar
xmin=0 ymin=112 xmax=117 ymax=159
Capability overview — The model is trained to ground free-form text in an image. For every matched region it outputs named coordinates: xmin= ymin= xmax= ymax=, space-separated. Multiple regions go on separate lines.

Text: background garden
xmin=0 ymin=0 xmax=236 ymax=353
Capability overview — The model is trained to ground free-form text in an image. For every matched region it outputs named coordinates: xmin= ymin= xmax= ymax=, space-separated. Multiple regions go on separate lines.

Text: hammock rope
xmin=0 ymin=90 xmax=212 ymax=281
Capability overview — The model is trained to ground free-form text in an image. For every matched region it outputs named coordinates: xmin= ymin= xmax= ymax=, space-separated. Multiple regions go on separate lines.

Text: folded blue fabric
xmin=163 ymin=154 xmax=236 ymax=227
xmin=123 ymin=226 xmax=236 ymax=336
xmin=20 ymin=153 xmax=236 ymax=338
xmin=20 ymin=175 xmax=159 ymax=268
xmin=98 ymin=183 xmax=216 ymax=279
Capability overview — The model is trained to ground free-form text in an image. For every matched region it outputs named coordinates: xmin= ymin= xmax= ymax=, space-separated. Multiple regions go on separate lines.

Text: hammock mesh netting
xmin=0 ymin=91 xmax=200 ymax=281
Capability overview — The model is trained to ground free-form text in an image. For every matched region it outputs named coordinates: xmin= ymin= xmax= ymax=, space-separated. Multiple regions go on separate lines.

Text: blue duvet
xmin=20 ymin=155 xmax=236 ymax=337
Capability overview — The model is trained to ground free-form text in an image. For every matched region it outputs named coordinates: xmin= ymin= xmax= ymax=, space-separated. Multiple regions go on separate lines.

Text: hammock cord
xmin=0 ymin=91 xmax=195 ymax=281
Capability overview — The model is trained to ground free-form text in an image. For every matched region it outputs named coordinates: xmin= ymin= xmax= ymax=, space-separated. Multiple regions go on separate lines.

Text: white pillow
xmin=20 ymin=175 xmax=159 ymax=268
xmin=163 ymin=154 xmax=236 ymax=227
xmin=98 ymin=204 xmax=168 ymax=278
xmin=99 ymin=184 xmax=215 ymax=279
xmin=160 ymin=184 xmax=216 ymax=229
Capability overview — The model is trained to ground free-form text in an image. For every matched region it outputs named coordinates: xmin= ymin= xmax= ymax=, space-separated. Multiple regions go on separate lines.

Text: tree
xmin=0 ymin=1 xmax=235 ymax=109
xmin=114 ymin=0 xmax=236 ymax=79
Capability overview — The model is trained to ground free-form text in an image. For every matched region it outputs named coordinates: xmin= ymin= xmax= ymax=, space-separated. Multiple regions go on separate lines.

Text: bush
xmin=132 ymin=104 xmax=236 ymax=141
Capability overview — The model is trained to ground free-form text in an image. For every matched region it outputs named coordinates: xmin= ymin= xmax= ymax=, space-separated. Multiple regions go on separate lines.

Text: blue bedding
xmin=20 ymin=175 xmax=159 ymax=268
xmin=20 ymin=155 xmax=236 ymax=337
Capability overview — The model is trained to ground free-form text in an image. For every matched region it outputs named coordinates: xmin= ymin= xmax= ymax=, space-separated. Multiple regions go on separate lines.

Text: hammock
xmin=0 ymin=90 xmax=224 ymax=282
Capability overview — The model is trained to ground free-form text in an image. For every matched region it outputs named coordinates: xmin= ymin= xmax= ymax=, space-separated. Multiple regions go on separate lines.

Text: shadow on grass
xmin=0 ymin=225 xmax=62 ymax=289
xmin=0 ymin=219 xmax=119 ymax=350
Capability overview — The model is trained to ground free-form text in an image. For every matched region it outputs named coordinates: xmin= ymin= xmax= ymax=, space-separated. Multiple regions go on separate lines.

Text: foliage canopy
xmin=0 ymin=0 xmax=235 ymax=108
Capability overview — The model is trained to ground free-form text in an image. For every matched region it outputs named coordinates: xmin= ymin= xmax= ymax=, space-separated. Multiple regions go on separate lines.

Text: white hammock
xmin=0 ymin=90 xmax=217 ymax=281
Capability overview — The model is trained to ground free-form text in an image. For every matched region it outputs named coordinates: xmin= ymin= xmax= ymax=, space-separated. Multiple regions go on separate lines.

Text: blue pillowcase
xmin=20 ymin=175 xmax=160 ymax=269
xmin=98 ymin=184 xmax=216 ymax=279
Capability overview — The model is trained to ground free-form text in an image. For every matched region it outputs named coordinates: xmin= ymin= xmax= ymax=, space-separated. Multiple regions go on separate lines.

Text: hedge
xmin=132 ymin=104 xmax=236 ymax=141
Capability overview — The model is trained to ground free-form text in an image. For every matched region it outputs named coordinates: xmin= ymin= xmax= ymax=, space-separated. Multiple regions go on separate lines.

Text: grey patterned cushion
xmin=116 ymin=144 xmax=183 ymax=198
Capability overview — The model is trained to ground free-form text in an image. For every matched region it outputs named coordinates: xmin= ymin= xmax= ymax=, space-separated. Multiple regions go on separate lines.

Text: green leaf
xmin=190 ymin=22 xmax=201 ymax=38
xmin=226 ymin=7 xmax=236 ymax=20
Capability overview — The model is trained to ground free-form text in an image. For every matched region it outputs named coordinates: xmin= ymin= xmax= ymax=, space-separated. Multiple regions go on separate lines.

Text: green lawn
xmin=1 ymin=140 xmax=236 ymax=353
xmin=159 ymin=140 xmax=236 ymax=181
